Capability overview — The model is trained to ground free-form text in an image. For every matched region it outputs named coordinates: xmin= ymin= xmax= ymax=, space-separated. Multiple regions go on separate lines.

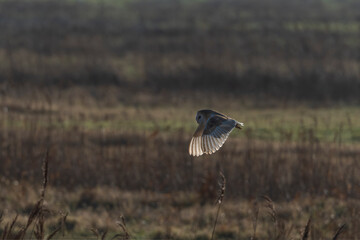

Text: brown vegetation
xmin=0 ymin=92 xmax=359 ymax=239
xmin=0 ymin=103 xmax=359 ymax=200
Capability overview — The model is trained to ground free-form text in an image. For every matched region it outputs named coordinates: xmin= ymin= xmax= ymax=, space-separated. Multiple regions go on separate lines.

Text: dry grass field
xmin=1 ymin=90 xmax=359 ymax=239
xmin=0 ymin=0 xmax=360 ymax=239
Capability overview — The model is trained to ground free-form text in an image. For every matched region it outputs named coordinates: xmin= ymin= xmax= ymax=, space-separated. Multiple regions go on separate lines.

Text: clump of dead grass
xmin=0 ymin=150 xmax=67 ymax=240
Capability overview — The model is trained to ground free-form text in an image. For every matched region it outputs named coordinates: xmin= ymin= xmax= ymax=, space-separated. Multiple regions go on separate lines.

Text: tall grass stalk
xmin=211 ymin=171 xmax=226 ymax=240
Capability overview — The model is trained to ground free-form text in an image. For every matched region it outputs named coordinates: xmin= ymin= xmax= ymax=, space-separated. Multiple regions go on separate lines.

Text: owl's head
xmin=196 ymin=110 xmax=214 ymax=123
xmin=195 ymin=112 xmax=204 ymax=123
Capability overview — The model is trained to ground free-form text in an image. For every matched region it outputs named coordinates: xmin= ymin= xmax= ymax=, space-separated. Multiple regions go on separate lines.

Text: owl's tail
xmin=235 ymin=121 xmax=244 ymax=129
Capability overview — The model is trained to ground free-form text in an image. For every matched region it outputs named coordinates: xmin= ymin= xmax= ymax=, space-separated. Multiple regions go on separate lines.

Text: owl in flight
xmin=189 ymin=109 xmax=244 ymax=156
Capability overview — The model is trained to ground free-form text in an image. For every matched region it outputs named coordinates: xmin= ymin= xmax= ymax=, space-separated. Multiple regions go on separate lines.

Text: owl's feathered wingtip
xmin=236 ymin=122 xmax=244 ymax=129
xmin=189 ymin=137 xmax=204 ymax=157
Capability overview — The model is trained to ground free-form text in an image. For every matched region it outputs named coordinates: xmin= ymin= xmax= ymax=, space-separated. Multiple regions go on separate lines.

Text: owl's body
xmin=189 ymin=109 xmax=244 ymax=156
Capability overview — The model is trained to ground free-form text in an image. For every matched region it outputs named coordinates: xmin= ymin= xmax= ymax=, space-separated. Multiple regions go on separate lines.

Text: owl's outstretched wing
xmin=201 ymin=115 xmax=236 ymax=154
xmin=189 ymin=115 xmax=236 ymax=156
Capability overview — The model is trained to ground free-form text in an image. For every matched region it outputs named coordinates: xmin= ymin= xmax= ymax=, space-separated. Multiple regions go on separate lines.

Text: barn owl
xmin=189 ymin=109 xmax=244 ymax=156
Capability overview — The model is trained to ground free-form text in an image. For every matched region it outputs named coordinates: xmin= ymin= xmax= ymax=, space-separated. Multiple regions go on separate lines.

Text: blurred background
xmin=0 ymin=0 xmax=359 ymax=239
